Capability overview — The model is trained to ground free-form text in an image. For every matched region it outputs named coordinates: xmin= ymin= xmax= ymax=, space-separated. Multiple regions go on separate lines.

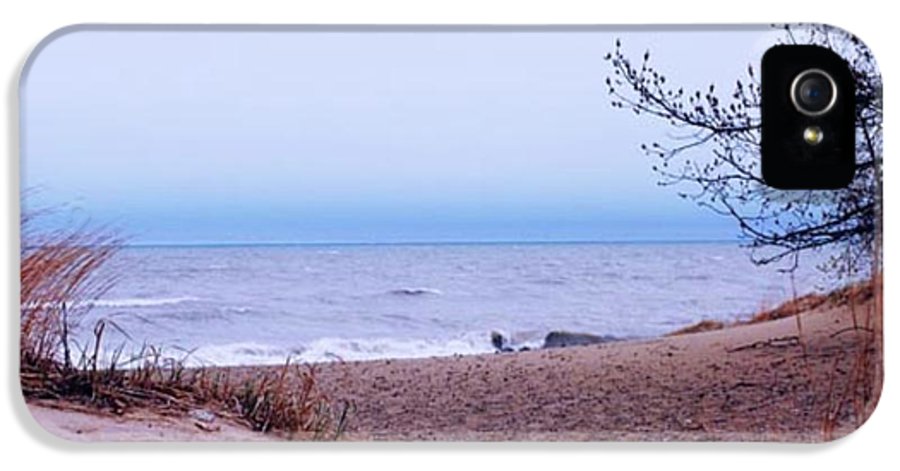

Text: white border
xmin=2 ymin=1 xmax=895 ymax=470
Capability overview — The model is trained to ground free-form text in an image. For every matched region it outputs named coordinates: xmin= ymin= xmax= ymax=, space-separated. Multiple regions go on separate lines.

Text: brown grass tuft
xmin=20 ymin=212 xmax=121 ymax=370
xmin=232 ymin=361 xmax=354 ymax=438
xmin=665 ymin=319 xmax=725 ymax=336
xmin=19 ymin=211 xmax=353 ymax=439
xmin=667 ymin=277 xmax=879 ymax=337
xmin=819 ymin=272 xmax=882 ymax=440
xmin=745 ymin=293 xmax=828 ymax=324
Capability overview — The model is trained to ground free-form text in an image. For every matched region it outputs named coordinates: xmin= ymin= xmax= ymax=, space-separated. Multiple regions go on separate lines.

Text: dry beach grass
xmin=19 ymin=218 xmax=350 ymax=441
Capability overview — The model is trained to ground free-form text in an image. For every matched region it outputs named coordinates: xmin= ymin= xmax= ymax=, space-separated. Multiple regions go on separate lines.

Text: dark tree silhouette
xmin=605 ymin=25 xmax=882 ymax=275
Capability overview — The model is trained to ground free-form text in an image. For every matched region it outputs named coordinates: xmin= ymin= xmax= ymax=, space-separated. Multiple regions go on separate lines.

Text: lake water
xmin=78 ymin=242 xmax=833 ymax=365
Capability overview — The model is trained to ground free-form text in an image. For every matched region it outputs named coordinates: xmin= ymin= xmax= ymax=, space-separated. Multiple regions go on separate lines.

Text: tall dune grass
xmin=20 ymin=212 xmax=121 ymax=369
xmin=820 ymin=267 xmax=882 ymax=439
xmin=19 ymin=212 xmax=352 ymax=439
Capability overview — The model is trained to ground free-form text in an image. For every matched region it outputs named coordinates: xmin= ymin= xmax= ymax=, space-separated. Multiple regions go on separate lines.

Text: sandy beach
xmin=26 ymin=285 xmax=881 ymax=442
xmin=27 ymin=404 xmax=273 ymax=442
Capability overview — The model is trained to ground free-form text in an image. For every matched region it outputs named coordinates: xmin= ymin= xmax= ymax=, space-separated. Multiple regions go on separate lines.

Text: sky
xmin=21 ymin=27 xmax=780 ymax=245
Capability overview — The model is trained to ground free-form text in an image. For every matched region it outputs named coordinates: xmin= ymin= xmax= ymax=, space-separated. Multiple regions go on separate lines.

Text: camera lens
xmin=790 ymin=69 xmax=837 ymax=116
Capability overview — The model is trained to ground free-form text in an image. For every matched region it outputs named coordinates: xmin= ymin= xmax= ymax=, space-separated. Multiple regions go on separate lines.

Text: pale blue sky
xmin=21 ymin=27 xmax=778 ymax=244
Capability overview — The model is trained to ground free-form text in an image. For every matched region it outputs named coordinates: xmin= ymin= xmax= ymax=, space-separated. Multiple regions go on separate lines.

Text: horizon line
xmin=121 ymin=238 xmax=744 ymax=249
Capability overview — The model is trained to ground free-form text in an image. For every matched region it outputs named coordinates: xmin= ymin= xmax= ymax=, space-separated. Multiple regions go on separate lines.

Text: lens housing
xmin=761 ymin=45 xmax=855 ymax=189
xmin=790 ymin=69 xmax=838 ymax=117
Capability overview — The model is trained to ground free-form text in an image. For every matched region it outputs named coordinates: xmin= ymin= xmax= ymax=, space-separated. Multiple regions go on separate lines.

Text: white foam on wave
xmin=89 ymin=296 xmax=200 ymax=308
xmin=188 ymin=342 xmax=299 ymax=366
xmin=188 ymin=332 xmax=492 ymax=366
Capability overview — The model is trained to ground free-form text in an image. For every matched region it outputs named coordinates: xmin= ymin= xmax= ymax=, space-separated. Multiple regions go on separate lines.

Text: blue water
xmin=77 ymin=242 xmax=833 ymax=365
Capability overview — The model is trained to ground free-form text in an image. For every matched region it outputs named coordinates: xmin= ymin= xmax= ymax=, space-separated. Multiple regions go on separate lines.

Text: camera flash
xmin=803 ymin=126 xmax=824 ymax=146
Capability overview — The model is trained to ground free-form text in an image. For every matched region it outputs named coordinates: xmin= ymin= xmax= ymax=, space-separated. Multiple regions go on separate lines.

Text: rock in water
xmin=542 ymin=331 xmax=618 ymax=349
xmin=490 ymin=331 xmax=515 ymax=352
xmin=491 ymin=331 xmax=505 ymax=351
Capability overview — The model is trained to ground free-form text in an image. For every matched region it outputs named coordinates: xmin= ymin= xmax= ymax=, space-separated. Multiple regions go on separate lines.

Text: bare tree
xmin=605 ymin=24 xmax=882 ymax=275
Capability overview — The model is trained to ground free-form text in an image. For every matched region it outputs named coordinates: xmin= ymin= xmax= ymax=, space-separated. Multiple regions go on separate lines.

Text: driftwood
xmin=726 ymin=335 xmax=800 ymax=353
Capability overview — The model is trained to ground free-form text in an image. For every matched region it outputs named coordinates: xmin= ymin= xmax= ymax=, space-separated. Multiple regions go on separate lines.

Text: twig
xmin=727 ymin=335 xmax=800 ymax=353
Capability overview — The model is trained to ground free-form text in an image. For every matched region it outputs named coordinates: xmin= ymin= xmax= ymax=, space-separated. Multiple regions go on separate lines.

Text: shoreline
xmin=26 ymin=282 xmax=881 ymax=441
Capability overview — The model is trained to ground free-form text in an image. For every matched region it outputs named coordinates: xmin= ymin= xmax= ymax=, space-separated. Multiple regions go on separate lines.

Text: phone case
xmin=19 ymin=24 xmax=882 ymax=442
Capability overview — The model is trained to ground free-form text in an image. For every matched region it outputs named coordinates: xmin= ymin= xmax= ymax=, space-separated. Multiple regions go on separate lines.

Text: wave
xmin=675 ymin=274 xmax=712 ymax=281
xmin=388 ymin=287 xmax=443 ymax=296
xmin=79 ymin=328 xmax=620 ymax=368
xmin=89 ymin=296 xmax=200 ymax=308
xmin=188 ymin=333 xmax=492 ymax=366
